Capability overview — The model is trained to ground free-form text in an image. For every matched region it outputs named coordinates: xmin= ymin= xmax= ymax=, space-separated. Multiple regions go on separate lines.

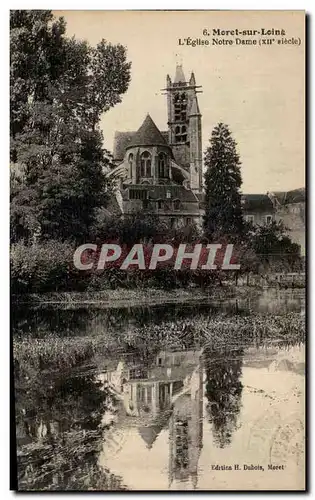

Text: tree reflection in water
xmin=204 ymin=346 xmax=244 ymax=448
xmin=16 ymin=373 xmax=125 ymax=490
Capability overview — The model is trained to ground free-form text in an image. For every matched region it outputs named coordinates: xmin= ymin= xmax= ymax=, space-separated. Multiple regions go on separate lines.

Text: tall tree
xmin=203 ymin=123 xmax=245 ymax=241
xmin=10 ymin=10 xmax=131 ymax=243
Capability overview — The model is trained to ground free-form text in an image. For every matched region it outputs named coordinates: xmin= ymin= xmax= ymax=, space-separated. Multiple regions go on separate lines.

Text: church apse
xmin=108 ymin=64 xmax=204 ymax=226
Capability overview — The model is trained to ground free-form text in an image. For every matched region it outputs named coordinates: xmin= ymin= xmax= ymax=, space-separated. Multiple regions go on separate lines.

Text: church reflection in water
xmin=99 ymin=343 xmax=244 ymax=489
xmin=100 ymin=348 xmax=204 ymax=489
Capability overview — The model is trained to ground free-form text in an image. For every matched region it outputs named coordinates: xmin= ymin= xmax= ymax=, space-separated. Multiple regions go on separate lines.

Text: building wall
xmin=170 ymin=144 xmax=190 ymax=169
xmin=189 ymin=114 xmax=202 ymax=191
xmin=275 ymin=202 xmax=306 ymax=255
xmin=124 ymin=145 xmax=173 ymax=184
xmin=243 ymin=211 xmax=275 ymax=226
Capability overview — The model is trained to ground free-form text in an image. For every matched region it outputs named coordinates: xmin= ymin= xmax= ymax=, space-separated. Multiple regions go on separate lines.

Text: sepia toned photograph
xmin=10 ymin=10 xmax=305 ymax=491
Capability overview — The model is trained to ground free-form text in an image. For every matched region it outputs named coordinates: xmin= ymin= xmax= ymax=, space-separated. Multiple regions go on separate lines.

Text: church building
xmin=107 ymin=65 xmax=204 ymax=227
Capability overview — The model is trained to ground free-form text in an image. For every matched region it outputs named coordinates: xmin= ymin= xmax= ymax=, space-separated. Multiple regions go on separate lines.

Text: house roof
xmin=129 ymin=114 xmax=168 ymax=148
xmin=242 ymin=194 xmax=274 ymax=212
xmin=273 ymin=187 xmax=305 ymax=205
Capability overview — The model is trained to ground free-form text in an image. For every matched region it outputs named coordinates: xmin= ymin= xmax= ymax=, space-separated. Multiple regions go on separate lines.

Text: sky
xmin=54 ymin=10 xmax=305 ymax=194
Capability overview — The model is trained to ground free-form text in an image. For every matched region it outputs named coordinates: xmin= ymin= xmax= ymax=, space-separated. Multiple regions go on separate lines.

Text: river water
xmin=13 ymin=289 xmax=305 ymax=491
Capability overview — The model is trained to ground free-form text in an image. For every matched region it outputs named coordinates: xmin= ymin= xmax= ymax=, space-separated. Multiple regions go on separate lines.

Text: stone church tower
xmin=164 ymin=65 xmax=203 ymax=192
xmin=108 ymin=64 xmax=204 ymax=227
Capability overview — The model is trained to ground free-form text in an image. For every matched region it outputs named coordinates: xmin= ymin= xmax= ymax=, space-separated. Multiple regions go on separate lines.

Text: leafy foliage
xmin=205 ymin=347 xmax=243 ymax=448
xmin=92 ymin=212 xmax=168 ymax=245
xmin=10 ymin=10 xmax=131 ymax=243
xmin=248 ymin=221 xmax=303 ymax=272
xmin=11 ymin=240 xmax=75 ymax=293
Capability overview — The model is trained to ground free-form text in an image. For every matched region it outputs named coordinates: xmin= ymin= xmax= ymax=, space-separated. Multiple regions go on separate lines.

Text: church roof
xmin=189 ymin=71 xmax=196 ymax=86
xmin=174 ymin=64 xmax=186 ymax=84
xmin=129 ymin=114 xmax=168 ymax=148
xmin=113 ymin=130 xmax=169 ymax=161
xmin=113 ymin=131 xmax=135 ymax=160
xmin=138 ymin=425 xmax=162 ymax=449
xmin=138 ymin=409 xmax=172 ymax=448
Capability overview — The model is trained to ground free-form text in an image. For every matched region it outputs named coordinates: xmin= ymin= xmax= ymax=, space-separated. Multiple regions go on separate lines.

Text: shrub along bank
xmin=11 ymin=240 xmax=231 ymax=295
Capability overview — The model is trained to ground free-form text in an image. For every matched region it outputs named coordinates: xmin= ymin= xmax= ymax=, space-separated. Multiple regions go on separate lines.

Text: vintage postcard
xmin=11 ymin=10 xmax=306 ymax=491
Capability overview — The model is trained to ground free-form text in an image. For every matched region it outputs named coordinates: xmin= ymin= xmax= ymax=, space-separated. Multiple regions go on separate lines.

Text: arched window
xmin=157 ymin=199 xmax=163 ymax=210
xmin=175 ymin=125 xmax=181 ymax=143
xmin=128 ymin=153 xmax=133 ymax=178
xmin=140 ymin=151 xmax=152 ymax=177
xmin=175 ymin=125 xmax=187 ymax=143
xmin=173 ymin=199 xmax=180 ymax=211
xmin=173 ymin=92 xmax=187 ymax=122
xmin=180 ymin=93 xmax=187 ymax=121
xmin=174 ymin=93 xmax=181 ymax=122
xmin=158 ymin=153 xmax=167 ymax=178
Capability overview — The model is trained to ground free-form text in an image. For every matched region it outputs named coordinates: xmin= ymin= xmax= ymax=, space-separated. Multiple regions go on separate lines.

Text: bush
xmin=13 ymin=335 xmax=99 ymax=381
xmin=85 ymin=266 xmax=222 ymax=291
xmin=11 ymin=240 xmax=77 ymax=294
xmin=10 ymin=240 xmax=235 ymax=295
xmin=86 ymin=268 xmax=138 ymax=291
